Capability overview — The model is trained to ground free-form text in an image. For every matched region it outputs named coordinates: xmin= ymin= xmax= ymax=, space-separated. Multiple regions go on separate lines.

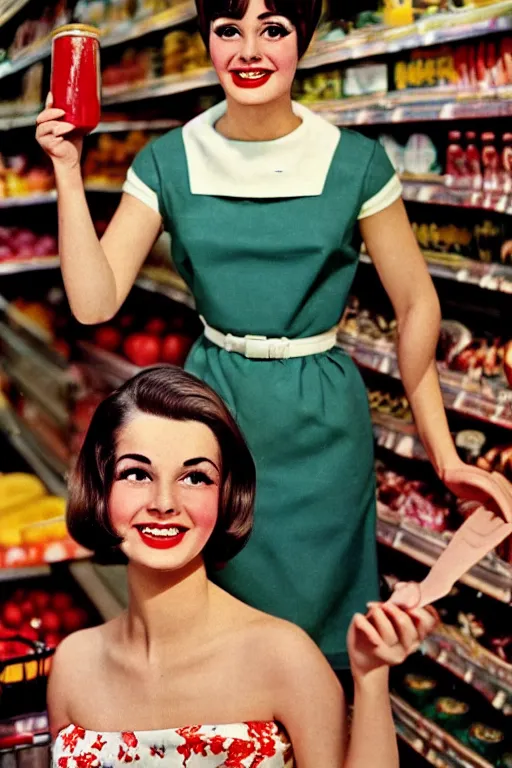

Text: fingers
xmin=408 ymin=606 xmax=439 ymax=642
xmin=367 ymin=605 xmax=399 ymax=646
xmin=380 ymin=603 xmax=419 ymax=652
xmin=36 ymin=108 xmax=66 ymax=125
xmin=352 ymin=613 xmax=382 ymax=647
xmin=37 ymin=121 xmax=76 ymax=139
xmin=388 ymin=581 xmax=421 ymax=609
xmin=46 ymin=92 xmax=53 ymax=108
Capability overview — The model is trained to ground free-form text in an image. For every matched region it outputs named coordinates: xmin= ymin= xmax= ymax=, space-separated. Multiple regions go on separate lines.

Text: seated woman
xmin=49 ymin=366 xmax=437 ymax=768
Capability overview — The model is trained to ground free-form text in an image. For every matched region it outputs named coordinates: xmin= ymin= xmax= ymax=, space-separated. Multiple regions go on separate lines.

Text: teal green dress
xmin=125 ymin=104 xmax=400 ymax=668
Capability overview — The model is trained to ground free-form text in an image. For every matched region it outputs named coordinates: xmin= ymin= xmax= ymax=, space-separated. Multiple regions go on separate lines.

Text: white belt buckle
xmin=244 ymin=335 xmax=290 ymax=360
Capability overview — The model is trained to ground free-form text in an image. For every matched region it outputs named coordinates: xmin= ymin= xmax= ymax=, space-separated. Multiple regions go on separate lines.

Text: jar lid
xmin=52 ymin=23 xmax=100 ymax=39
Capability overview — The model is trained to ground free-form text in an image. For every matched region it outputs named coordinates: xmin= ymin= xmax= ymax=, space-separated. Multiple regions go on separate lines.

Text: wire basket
xmin=0 ymin=637 xmax=54 ymax=720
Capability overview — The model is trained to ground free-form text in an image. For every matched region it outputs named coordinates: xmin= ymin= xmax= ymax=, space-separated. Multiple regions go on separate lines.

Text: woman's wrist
xmin=352 ymin=666 xmax=390 ymax=692
xmin=54 ymin=161 xmax=83 ymax=188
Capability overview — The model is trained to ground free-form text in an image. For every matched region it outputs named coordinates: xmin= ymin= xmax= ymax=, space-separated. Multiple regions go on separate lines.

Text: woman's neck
xmin=124 ymin=557 xmax=212 ymax=659
xmin=215 ymin=94 xmax=302 ymax=141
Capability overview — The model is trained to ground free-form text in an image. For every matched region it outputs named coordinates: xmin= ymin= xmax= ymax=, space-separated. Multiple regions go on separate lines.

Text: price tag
xmin=356 ymin=109 xmax=370 ymax=125
xmin=464 ymin=667 xmax=474 ymax=684
xmin=439 ymin=103 xmax=454 ymax=120
xmin=456 ymin=269 xmax=469 ymax=283
xmin=417 ymin=185 xmax=433 ymax=203
xmin=379 ymin=355 xmax=392 ymax=375
xmin=421 ymin=31 xmax=436 ymax=47
xmin=492 ymin=690 xmax=506 ymax=710
xmin=392 ymin=108 xmax=404 ymax=123
xmin=496 ymin=195 xmax=508 ymax=213
xmin=438 ymin=650 xmax=448 ymax=665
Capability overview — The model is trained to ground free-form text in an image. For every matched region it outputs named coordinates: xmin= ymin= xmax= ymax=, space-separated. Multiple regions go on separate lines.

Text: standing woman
xmin=35 ymin=0 xmax=510 ymax=671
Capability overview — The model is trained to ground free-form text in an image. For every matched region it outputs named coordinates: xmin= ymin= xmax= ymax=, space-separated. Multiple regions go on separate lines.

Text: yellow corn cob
xmin=20 ymin=516 xmax=68 ymax=544
xmin=0 ymin=473 xmax=47 ymax=515
xmin=0 ymin=496 xmax=66 ymax=547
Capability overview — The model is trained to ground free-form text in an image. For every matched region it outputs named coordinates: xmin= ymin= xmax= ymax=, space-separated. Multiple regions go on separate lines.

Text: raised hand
xmin=35 ymin=93 xmax=83 ymax=170
xmin=441 ymin=462 xmax=512 ymax=523
xmin=347 ymin=602 xmax=438 ymax=679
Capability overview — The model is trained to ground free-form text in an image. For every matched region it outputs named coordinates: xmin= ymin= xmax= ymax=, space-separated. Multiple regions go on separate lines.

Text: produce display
xmin=0 ymin=155 xmax=54 ymax=199
xmin=410 ymin=211 xmax=508 ymax=265
xmin=0 ymin=227 xmax=57 ymax=263
xmin=395 ymin=656 xmax=511 ymax=763
xmin=0 ymin=473 xmax=87 ymax=567
xmin=377 ymin=465 xmax=454 ymax=533
xmin=83 ymin=131 xmax=154 ymax=185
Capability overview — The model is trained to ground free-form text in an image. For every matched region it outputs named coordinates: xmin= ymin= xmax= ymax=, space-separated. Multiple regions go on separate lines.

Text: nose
xmin=148 ymin=481 xmax=177 ymax=516
xmin=238 ymin=33 xmax=262 ymax=63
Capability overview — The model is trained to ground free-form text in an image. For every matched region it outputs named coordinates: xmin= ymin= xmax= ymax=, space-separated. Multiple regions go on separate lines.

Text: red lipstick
xmin=135 ymin=524 xmax=187 ymax=550
xmin=230 ymin=70 xmax=273 ymax=89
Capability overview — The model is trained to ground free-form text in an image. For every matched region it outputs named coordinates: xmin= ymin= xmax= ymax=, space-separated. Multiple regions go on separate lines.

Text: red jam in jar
xmin=51 ymin=24 xmax=101 ymax=135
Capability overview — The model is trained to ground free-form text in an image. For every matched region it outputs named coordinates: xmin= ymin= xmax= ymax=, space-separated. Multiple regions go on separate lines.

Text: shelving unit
xmin=1 ymin=1 xmax=511 ymax=765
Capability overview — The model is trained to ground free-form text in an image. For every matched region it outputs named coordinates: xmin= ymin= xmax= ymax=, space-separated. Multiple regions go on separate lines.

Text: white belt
xmin=200 ymin=317 xmax=338 ymax=360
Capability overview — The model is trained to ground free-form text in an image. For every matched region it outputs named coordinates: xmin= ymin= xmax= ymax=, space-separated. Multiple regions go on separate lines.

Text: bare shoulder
xmin=47 ymin=623 xmax=111 ymax=738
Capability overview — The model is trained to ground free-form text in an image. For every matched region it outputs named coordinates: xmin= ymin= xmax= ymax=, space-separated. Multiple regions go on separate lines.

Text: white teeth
xmin=238 ymin=71 xmax=267 ymax=79
xmin=141 ymin=527 xmax=182 ymax=538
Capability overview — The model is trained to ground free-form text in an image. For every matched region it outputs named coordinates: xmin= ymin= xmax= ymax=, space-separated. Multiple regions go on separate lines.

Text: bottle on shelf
xmin=446 ymin=130 xmax=466 ymax=188
xmin=500 ymin=132 xmax=512 ymax=195
xmin=481 ymin=132 xmax=500 ymax=193
xmin=464 ymin=131 xmax=482 ymax=191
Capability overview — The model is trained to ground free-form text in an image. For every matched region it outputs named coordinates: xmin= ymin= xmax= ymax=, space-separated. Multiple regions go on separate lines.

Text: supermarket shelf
xmin=102 ymin=67 xmax=219 ymax=105
xmin=0 ymin=256 xmax=59 ymax=275
xmin=359 ymin=252 xmax=512 ymax=295
xmin=77 ymin=340 xmax=141 ymax=389
xmin=338 ymin=332 xmax=512 ymax=431
xmin=423 ymin=624 xmax=512 ymax=714
xmin=392 ymin=694 xmax=493 ymax=768
xmin=377 ymin=516 xmax=512 ymax=604
xmin=0 ymin=714 xmax=50 ymax=753
xmin=94 ymin=117 xmax=182 ymax=133
xmin=0 ymin=111 xmax=39 ymax=130
xmin=0 ymin=396 xmax=67 ymax=495
xmin=372 ymin=413 xmax=428 ymax=462
xmin=401 ymin=177 xmax=512 ymax=214
xmin=68 ymin=560 xmax=126 ymax=620
xmin=0 ymin=0 xmax=32 ymax=27
xmin=100 ymin=1 xmax=196 ymax=49
xmin=0 ymin=564 xmax=50 ymax=582
xmin=136 ymin=265 xmax=195 ymax=308
xmin=0 ymin=537 xmax=90 ymax=570
xmin=0 ymin=40 xmax=51 ymax=80
xmin=0 ymin=190 xmax=56 ymax=208
xmin=309 ymin=91 xmax=512 ymax=127
xmin=0 ymin=3 xmax=196 ymax=81
xmin=301 ymin=0 xmax=512 ymax=70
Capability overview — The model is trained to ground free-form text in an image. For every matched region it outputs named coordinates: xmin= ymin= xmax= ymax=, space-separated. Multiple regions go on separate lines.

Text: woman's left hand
xmin=347 ymin=602 xmax=438 ymax=681
xmin=441 ymin=460 xmax=512 ymax=522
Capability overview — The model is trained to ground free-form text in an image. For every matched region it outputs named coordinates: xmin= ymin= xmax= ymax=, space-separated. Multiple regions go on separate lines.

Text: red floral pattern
xmin=53 ymin=722 xmax=294 ymax=767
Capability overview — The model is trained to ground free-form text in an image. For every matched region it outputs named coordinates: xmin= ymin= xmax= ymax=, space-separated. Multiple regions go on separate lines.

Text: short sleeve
xmin=358 ymin=140 xmax=402 ymax=220
xmin=122 ymin=141 xmax=161 ymax=215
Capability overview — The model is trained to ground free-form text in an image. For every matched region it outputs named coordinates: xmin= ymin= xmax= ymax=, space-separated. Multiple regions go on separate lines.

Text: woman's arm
xmin=36 ymin=99 xmax=162 ymax=325
xmin=359 ymin=198 xmax=460 ymax=475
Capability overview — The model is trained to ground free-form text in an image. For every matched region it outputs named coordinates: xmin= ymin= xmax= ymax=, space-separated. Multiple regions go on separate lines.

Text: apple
xmin=44 ymin=632 xmax=60 ymax=649
xmin=504 ymin=341 xmax=512 ymax=388
xmin=94 ymin=326 xmax=122 ymax=353
xmin=123 ymin=333 xmax=161 ymax=367
xmin=161 ymin=334 xmax=193 ymax=366
xmin=61 ymin=607 xmax=88 ymax=634
xmin=40 ymin=609 xmax=61 ymax=633
xmin=145 ymin=317 xmax=167 ymax=335
xmin=20 ymin=600 xmax=35 ymax=619
xmin=29 ymin=590 xmax=51 ymax=612
xmin=52 ymin=592 xmax=73 ymax=611
xmin=3 ymin=603 xmax=23 ymax=629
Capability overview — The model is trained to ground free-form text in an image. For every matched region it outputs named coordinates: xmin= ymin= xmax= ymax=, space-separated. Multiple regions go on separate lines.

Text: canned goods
xmin=51 ymin=24 xmax=101 ymax=134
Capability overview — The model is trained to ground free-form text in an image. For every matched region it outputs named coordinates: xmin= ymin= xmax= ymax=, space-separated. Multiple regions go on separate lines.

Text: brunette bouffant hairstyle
xmin=196 ymin=0 xmax=323 ymax=58
xmin=67 ymin=366 xmax=255 ymax=567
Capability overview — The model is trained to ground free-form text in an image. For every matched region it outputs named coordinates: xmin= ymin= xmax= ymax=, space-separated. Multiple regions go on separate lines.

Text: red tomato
xmin=161 ymin=334 xmax=193 ymax=366
xmin=20 ymin=600 xmax=35 ymax=619
xmin=40 ymin=609 xmax=61 ymax=633
xmin=44 ymin=632 xmax=61 ymax=649
xmin=123 ymin=333 xmax=161 ymax=367
xmin=145 ymin=317 xmax=167 ymax=335
xmin=61 ymin=607 xmax=89 ymax=634
xmin=52 ymin=592 xmax=74 ymax=612
xmin=3 ymin=603 xmax=23 ymax=629
xmin=94 ymin=326 xmax=122 ymax=353
xmin=28 ymin=590 xmax=51 ymax=612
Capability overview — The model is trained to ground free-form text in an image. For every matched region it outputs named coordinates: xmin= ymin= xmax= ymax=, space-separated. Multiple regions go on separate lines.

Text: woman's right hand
xmin=36 ymin=93 xmax=83 ymax=171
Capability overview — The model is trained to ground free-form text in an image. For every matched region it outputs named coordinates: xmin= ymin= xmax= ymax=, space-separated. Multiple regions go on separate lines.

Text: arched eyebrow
xmin=117 ymin=453 xmax=151 ymax=465
xmin=183 ymin=457 xmax=220 ymax=472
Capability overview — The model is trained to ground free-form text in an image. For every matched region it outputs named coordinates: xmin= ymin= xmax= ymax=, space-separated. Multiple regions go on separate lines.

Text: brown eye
xmin=264 ymin=24 xmax=291 ymax=39
xmin=214 ymin=24 xmax=240 ymax=39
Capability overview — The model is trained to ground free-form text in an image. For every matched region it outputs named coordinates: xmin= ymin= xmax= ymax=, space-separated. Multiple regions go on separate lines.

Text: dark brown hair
xmin=195 ymin=0 xmax=323 ymax=58
xmin=68 ymin=366 xmax=255 ymax=567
